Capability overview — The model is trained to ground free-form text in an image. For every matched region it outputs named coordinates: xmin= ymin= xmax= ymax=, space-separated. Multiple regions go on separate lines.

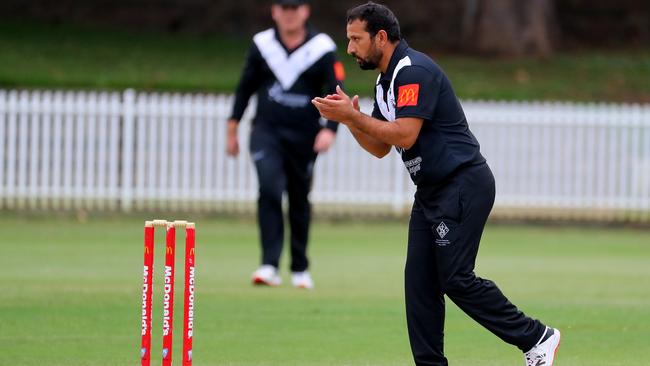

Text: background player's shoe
xmin=291 ymin=271 xmax=314 ymax=289
xmin=524 ymin=327 xmax=561 ymax=366
xmin=252 ymin=265 xmax=281 ymax=286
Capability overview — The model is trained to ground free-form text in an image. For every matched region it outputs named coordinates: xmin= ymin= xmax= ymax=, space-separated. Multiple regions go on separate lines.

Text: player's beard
xmin=352 ymin=44 xmax=383 ymax=70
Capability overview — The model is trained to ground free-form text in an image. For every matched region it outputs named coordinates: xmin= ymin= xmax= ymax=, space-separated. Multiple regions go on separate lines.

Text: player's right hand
xmin=226 ymin=135 xmax=239 ymax=156
xmin=226 ymin=119 xmax=240 ymax=156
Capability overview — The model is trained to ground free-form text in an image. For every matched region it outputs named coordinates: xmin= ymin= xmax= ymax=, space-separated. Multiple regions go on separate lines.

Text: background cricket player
xmin=227 ymin=0 xmax=345 ymax=289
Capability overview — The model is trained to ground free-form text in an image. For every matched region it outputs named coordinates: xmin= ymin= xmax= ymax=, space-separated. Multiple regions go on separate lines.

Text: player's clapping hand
xmin=312 ymin=85 xmax=360 ymax=124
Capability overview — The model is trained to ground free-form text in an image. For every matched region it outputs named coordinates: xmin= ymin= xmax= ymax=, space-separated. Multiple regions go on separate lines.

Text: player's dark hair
xmin=346 ymin=2 xmax=401 ymax=42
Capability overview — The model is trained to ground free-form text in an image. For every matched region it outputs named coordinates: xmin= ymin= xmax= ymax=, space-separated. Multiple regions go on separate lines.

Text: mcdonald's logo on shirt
xmin=397 ymin=84 xmax=420 ymax=107
xmin=166 ymin=246 xmax=174 ymax=255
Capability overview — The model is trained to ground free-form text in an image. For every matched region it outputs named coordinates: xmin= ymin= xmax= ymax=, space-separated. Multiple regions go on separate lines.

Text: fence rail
xmin=1 ymin=89 xmax=649 ymax=221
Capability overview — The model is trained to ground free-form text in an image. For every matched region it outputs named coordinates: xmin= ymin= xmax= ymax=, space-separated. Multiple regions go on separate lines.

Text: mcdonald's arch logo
xmin=166 ymin=246 xmax=174 ymax=255
xmin=144 ymin=247 xmax=151 ymax=255
xmin=189 ymin=248 xmax=195 ymax=256
xmin=397 ymin=84 xmax=420 ymax=107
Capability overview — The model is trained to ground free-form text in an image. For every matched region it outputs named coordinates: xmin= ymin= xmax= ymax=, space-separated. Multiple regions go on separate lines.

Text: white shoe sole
xmin=548 ymin=330 xmax=561 ymax=366
xmin=252 ymin=276 xmax=280 ymax=286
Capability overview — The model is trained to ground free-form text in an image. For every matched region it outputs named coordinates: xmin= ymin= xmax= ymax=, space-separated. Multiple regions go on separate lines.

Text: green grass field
xmin=1 ymin=22 xmax=649 ymax=102
xmin=0 ymin=215 xmax=648 ymax=365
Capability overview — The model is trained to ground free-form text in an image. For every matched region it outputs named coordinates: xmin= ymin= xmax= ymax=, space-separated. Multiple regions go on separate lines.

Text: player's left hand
xmin=313 ymin=128 xmax=336 ymax=153
xmin=312 ymin=86 xmax=358 ymax=124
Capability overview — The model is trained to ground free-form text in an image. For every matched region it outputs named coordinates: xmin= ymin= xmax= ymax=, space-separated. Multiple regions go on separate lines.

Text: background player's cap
xmin=273 ymin=0 xmax=308 ymax=5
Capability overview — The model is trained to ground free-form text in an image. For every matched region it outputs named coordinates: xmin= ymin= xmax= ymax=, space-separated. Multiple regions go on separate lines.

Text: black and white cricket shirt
xmin=372 ymin=40 xmax=485 ymax=186
xmin=230 ymin=27 xmax=344 ymax=136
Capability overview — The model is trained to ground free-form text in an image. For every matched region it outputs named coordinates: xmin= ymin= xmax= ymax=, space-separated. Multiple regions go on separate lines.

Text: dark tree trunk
xmin=462 ymin=0 xmax=558 ymax=57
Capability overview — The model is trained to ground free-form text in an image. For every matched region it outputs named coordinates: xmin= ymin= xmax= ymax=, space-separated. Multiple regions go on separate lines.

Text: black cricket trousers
xmin=405 ymin=163 xmax=546 ymax=365
xmin=249 ymin=126 xmax=317 ymax=272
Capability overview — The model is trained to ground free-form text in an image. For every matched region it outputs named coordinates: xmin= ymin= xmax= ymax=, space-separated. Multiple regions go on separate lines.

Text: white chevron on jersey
xmin=375 ymin=55 xmax=412 ymax=122
xmin=253 ymin=28 xmax=336 ymax=90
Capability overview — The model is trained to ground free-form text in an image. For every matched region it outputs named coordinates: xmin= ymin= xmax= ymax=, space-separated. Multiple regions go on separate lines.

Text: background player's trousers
xmin=405 ymin=163 xmax=546 ymax=366
xmin=249 ymin=126 xmax=317 ymax=272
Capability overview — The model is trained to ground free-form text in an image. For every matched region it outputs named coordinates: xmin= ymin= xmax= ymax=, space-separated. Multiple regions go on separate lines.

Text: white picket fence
xmin=1 ymin=89 xmax=649 ymax=220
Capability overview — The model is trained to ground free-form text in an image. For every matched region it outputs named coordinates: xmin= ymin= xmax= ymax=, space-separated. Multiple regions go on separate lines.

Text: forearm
xmin=227 ymin=119 xmax=238 ymax=136
xmin=347 ymin=111 xmax=416 ymax=149
xmin=347 ymin=125 xmax=391 ymax=158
